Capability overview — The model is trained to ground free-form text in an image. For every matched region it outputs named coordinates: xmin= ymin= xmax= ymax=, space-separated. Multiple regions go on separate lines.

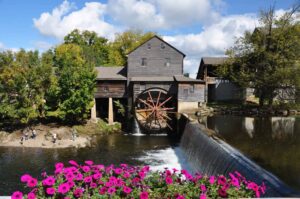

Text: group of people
xmin=20 ymin=128 xmax=78 ymax=145
xmin=20 ymin=128 xmax=37 ymax=145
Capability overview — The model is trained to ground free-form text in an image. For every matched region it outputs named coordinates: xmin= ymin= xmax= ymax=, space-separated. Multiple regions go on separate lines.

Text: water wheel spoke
xmin=136 ymin=108 xmax=153 ymax=113
xmin=156 ymin=91 xmax=161 ymax=107
xmin=147 ymin=91 xmax=155 ymax=107
xmin=158 ymin=96 xmax=172 ymax=108
xmin=161 ymin=113 xmax=172 ymax=121
xmin=138 ymin=98 xmax=154 ymax=108
xmin=159 ymin=107 xmax=175 ymax=111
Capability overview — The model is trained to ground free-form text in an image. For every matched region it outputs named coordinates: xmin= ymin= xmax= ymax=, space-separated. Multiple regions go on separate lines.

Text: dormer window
xmin=141 ymin=58 xmax=147 ymax=66
xmin=164 ymin=58 xmax=170 ymax=67
xmin=161 ymin=43 xmax=165 ymax=49
xmin=147 ymin=43 xmax=151 ymax=49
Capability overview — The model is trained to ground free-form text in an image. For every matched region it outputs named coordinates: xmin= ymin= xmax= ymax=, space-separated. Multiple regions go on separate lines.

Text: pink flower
xmin=27 ymin=177 xmax=38 ymax=188
xmin=93 ymin=173 xmax=102 ymax=180
xmin=85 ymin=160 xmax=94 ymax=166
xmin=84 ymin=176 xmax=92 ymax=183
xmin=247 ymin=182 xmax=259 ymax=192
xmin=217 ymin=188 xmax=227 ymax=198
xmin=42 ymin=176 xmax=55 ymax=186
xmin=55 ymin=162 xmax=64 ymax=170
xmin=200 ymin=184 xmax=206 ymax=191
xmin=67 ymin=180 xmax=75 ymax=188
xmin=58 ymin=183 xmax=70 ymax=194
xmin=165 ymin=176 xmax=173 ymax=185
xmin=11 ymin=191 xmax=23 ymax=199
xmin=99 ymin=187 xmax=107 ymax=195
xmin=123 ymin=186 xmax=132 ymax=194
xmin=114 ymin=168 xmax=123 ymax=175
xmin=176 ymin=195 xmax=185 ymax=199
xmin=27 ymin=192 xmax=36 ymax=199
xmin=75 ymin=173 xmax=83 ymax=181
xmin=90 ymin=182 xmax=97 ymax=188
xmin=65 ymin=172 xmax=75 ymax=181
xmin=209 ymin=176 xmax=215 ymax=184
xmin=82 ymin=166 xmax=91 ymax=173
xmin=200 ymin=194 xmax=207 ymax=199
xmin=140 ymin=191 xmax=149 ymax=199
xmin=73 ymin=188 xmax=83 ymax=198
xmin=231 ymin=177 xmax=240 ymax=188
xmin=21 ymin=174 xmax=31 ymax=183
xmin=139 ymin=171 xmax=146 ymax=179
xmin=123 ymin=172 xmax=130 ymax=178
xmin=217 ymin=176 xmax=227 ymax=185
xmin=69 ymin=160 xmax=79 ymax=167
xmin=107 ymin=187 xmax=116 ymax=195
xmin=46 ymin=187 xmax=56 ymax=195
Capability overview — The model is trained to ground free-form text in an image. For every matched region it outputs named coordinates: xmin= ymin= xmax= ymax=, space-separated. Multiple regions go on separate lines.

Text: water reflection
xmin=203 ymin=115 xmax=300 ymax=191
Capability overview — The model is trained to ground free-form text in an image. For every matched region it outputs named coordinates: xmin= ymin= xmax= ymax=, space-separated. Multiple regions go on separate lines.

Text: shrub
xmin=12 ymin=160 xmax=266 ymax=199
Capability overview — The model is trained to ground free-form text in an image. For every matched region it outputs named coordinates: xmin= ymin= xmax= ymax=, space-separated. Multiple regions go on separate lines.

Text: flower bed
xmin=12 ymin=160 xmax=266 ymax=199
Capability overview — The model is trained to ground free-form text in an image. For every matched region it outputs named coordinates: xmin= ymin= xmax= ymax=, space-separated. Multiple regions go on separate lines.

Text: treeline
xmin=218 ymin=6 xmax=300 ymax=106
xmin=0 ymin=30 xmax=155 ymax=125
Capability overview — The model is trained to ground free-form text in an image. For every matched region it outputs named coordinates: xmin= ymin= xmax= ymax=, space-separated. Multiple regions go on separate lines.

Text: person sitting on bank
xmin=20 ymin=136 xmax=24 ymax=145
xmin=71 ymin=128 xmax=77 ymax=141
xmin=31 ymin=129 xmax=37 ymax=139
xmin=52 ymin=133 xmax=57 ymax=144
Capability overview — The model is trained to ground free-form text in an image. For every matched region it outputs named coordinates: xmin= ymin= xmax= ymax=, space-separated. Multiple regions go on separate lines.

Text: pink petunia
xmin=200 ymin=184 xmax=207 ymax=191
xmin=21 ymin=174 xmax=31 ymax=183
xmin=209 ymin=176 xmax=215 ymax=184
xmin=11 ymin=191 xmax=23 ymax=199
xmin=42 ymin=176 xmax=55 ymax=186
xmin=73 ymin=188 xmax=84 ymax=198
xmin=107 ymin=187 xmax=116 ymax=195
xmin=176 ymin=195 xmax=185 ymax=199
xmin=217 ymin=188 xmax=228 ymax=198
xmin=123 ymin=186 xmax=132 ymax=194
xmin=82 ymin=166 xmax=91 ymax=173
xmin=200 ymin=194 xmax=207 ymax=199
xmin=99 ymin=187 xmax=107 ymax=195
xmin=55 ymin=162 xmax=64 ymax=170
xmin=46 ymin=187 xmax=56 ymax=195
xmin=140 ymin=191 xmax=149 ymax=199
xmin=93 ymin=173 xmax=102 ymax=180
xmin=27 ymin=177 xmax=38 ymax=188
xmin=69 ymin=160 xmax=79 ymax=167
xmin=165 ymin=176 xmax=173 ymax=185
xmin=114 ymin=168 xmax=123 ymax=175
xmin=27 ymin=192 xmax=36 ymax=199
xmin=85 ymin=160 xmax=94 ymax=166
xmin=58 ymin=183 xmax=70 ymax=194
xmin=217 ymin=176 xmax=227 ymax=185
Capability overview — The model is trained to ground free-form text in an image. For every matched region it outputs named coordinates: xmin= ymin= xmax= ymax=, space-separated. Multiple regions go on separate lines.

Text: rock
xmin=277 ymin=110 xmax=288 ymax=116
xmin=288 ymin=110 xmax=297 ymax=115
xmin=195 ymin=111 xmax=201 ymax=117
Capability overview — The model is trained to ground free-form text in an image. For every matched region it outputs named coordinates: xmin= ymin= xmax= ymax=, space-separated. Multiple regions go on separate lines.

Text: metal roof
xmin=202 ymin=57 xmax=228 ymax=65
xmin=130 ymin=76 xmax=174 ymax=82
xmin=174 ymin=75 xmax=204 ymax=83
xmin=96 ymin=66 xmax=127 ymax=80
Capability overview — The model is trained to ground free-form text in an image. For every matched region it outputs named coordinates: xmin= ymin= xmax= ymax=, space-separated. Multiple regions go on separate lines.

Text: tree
xmin=64 ymin=29 xmax=110 ymax=66
xmin=218 ymin=5 xmax=300 ymax=106
xmin=54 ymin=44 xmax=96 ymax=122
xmin=108 ymin=30 xmax=156 ymax=66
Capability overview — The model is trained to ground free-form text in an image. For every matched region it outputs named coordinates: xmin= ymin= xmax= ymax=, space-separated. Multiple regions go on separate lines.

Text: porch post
xmin=108 ymin=97 xmax=114 ymax=125
xmin=91 ymin=98 xmax=97 ymax=121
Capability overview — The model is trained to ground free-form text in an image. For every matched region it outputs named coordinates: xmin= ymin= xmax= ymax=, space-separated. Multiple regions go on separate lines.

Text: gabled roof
xmin=96 ymin=66 xmax=127 ymax=80
xmin=197 ymin=57 xmax=228 ymax=79
xmin=174 ymin=75 xmax=204 ymax=83
xmin=130 ymin=76 xmax=174 ymax=82
xmin=127 ymin=35 xmax=186 ymax=57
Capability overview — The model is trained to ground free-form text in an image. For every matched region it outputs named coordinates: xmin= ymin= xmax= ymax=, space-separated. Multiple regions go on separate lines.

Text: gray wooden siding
xmin=95 ymin=81 xmax=127 ymax=98
xmin=127 ymin=37 xmax=183 ymax=77
xmin=178 ymin=83 xmax=205 ymax=102
xmin=132 ymin=82 xmax=177 ymax=100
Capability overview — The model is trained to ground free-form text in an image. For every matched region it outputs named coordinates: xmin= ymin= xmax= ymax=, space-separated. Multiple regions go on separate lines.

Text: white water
xmin=137 ymin=147 xmax=193 ymax=172
xmin=132 ymin=118 xmax=144 ymax=136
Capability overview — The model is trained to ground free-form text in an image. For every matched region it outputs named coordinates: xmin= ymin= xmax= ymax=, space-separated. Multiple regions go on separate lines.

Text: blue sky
xmin=0 ymin=0 xmax=297 ymax=75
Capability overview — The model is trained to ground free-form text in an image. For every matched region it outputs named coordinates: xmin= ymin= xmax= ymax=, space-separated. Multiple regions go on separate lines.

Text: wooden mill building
xmin=91 ymin=36 xmax=205 ymax=127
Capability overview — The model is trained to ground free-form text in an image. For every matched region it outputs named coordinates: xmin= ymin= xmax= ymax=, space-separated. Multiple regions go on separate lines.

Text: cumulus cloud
xmin=33 ymin=0 xmax=118 ymax=40
xmin=0 ymin=42 xmax=4 ymax=50
xmin=34 ymin=41 xmax=54 ymax=51
xmin=107 ymin=0 xmax=221 ymax=30
xmin=163 ymin=14 xmax=258 ymax=75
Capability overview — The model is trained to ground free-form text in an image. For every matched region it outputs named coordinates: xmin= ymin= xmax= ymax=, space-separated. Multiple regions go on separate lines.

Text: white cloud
xmin=107 ymin=0 xmax=221 ymax=30
xmin=33 ymin=0 xmax=118 ymax=40
xmin=34 ymin=41 xmax=54 ymax=51
xmin=163 ymin=14 xmax=258 ymax=76
xmin=0 ymin=42 xmax=4 ymax=50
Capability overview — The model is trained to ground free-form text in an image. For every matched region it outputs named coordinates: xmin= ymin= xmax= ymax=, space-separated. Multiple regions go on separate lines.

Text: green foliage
xmin=73 ymin=119 xmax=121 ymax=135
xmin=114 ymin=100 xmax=125 ymax=117
xmin=55 ymin=44 xmax=97 ymax=122
xmin=218 ymin=5 xmax=300 ymax=106
xmin=64 ymin=29 xmax=110 ymax=66
xmin=108 ymin=30 xmax=156 ymax=66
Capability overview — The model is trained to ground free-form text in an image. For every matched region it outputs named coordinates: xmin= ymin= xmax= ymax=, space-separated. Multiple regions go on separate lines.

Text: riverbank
xmin=0 ymin=120 xmax=121 ymax=149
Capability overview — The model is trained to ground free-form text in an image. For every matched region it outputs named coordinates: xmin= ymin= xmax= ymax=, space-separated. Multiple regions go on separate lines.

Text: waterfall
xmin=132 ymin=118 xmax=144 ymax=136
xmin=180 ymin=122 xmax=298 ymax=197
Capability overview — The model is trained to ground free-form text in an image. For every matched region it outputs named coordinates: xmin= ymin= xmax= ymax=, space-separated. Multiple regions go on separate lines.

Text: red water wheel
xmin=134 ymin=88 xmax=176 ymax=131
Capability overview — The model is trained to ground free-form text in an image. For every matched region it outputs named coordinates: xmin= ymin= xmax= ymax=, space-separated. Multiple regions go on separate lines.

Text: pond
xmin=202 ymin=115 xmax=300 ymax=191
xmin=0 ymin=133 xmax=190 ymax=195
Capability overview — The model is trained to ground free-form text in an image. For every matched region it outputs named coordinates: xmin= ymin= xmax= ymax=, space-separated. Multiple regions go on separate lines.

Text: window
xmin=161 ymin=43 xmax=165 ymax=49
xmin=147 ymin=43 xmax=151 ymax=49
xmin=141 ymin=58 xmax=147 ymax=66
xmin=183 ymin=89 xmax=189 ymax=98
xmin=103 ymin=86 xmax=109 ymax=92
xmin=164 ymin=58 xmax=170 ymax=67
xmin=140 ymin=83 xmax=146 ymax=91
xmin=189 ymin=84 xmax=195 ymax=93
